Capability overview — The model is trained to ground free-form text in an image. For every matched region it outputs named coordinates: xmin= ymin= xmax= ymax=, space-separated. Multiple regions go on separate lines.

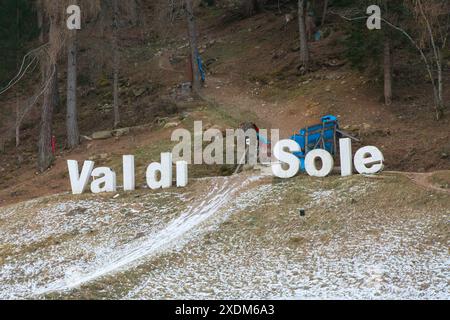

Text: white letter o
xmin=305 ymin=149 xmax=334 ymax=177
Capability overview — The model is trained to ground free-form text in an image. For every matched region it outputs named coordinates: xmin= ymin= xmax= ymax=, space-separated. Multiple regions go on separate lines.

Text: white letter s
xmin=272 ymin=139 xmax=300 ymax=178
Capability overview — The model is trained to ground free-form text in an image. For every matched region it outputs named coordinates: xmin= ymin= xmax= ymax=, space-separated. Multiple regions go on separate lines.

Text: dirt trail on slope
xmin=402 ymin=171 xmax=450 ymax=194
xmin=201 ymin=75 xmax=311 ymax=138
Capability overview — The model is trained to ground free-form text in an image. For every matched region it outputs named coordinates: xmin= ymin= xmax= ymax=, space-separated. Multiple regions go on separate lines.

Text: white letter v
xmin=67 ymin=160 xmax=95 ymax=194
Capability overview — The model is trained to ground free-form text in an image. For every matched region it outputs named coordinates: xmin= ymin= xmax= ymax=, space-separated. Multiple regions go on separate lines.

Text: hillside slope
xmin=0 ymin=5 xmax=449 ymax=300
xmin=0 ymin=172 xmax=448 ymax=299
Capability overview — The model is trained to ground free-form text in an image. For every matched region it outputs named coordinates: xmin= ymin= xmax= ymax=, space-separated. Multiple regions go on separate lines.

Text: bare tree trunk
xmin=38 ymin=64 xmax=56 ymax=172
xmin=129 ymin=0 xmax=139 ymax=26
xmin=37 ymin=0 xmax=44 ymax=43
xmin=52 ymin=64 xmax=60 ymax=112
xmin=37 ymin=1 xmax=47 ymax=83
xmin=15 ymin=101 xmax=20 ymax=147
xmin=185 ymin=0 xmax=201 ymax=92
xmin=416 ymin=0 xmax=444 ymax=119
xmin=15 ymin=5 xmax=21 ymax=148
xmin=298 ymin=0 xmax=309 ymax=71
xmin=432 ymin=54 xmax=444 ymax=119
xmin=66 ymin=30 xmax=79 ymax=148
xmin=437 ymin=62 xmax=443 ymax=117
xmin=112 ymin=0 xmax=120 ymax=128
xmin=242 ymin=0 xmax=259 ymax=17
xmin=15 ymin=125 xmax=20 ymax=148
xmin=383 ymin=39 xmax=393 ymax=106
xmin=321 ymin=0 xmax=328 ymax=26
xmin=98 ymin=0 xmax=106 ymax=75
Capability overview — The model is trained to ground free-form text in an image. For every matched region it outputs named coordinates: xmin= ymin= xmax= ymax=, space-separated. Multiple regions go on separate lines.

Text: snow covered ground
xmin=0 ymin=173 xmax=448 ymax=299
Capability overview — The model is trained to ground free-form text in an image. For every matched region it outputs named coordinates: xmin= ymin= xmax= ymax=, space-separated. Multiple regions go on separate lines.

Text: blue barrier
xmin=290 ymin=115 xmax=339 ymax=171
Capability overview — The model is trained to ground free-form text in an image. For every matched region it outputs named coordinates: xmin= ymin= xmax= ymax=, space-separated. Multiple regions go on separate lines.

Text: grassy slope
xmin=0 ymin=172 xmax=448 ymax=299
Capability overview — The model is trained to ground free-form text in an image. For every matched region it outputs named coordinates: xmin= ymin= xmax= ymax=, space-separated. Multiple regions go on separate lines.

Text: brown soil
xmin=403 ymin=171 xmax=450 ymax=194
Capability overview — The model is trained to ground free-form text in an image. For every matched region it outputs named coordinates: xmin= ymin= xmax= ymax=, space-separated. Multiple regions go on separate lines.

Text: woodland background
xmin=0 ymin=0 xmax=449 ymax=204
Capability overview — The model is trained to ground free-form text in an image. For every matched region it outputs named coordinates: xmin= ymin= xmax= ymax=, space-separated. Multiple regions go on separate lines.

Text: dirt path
xmin=157 ymin=50 xmax=313 ymax=138
xmin=402 ymin=171 xmax=450 ymax=194
xmin=201 ymin=75 xmax=313 ymax=138
xmin=158 ymin=52 xmax=184 ymax=74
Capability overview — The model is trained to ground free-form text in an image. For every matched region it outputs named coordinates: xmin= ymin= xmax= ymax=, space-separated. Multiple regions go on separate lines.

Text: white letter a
xmin=366 ymin=5 xmax=381 ymax=30
xmin=67 ymin=5 xmax=81 ymax=30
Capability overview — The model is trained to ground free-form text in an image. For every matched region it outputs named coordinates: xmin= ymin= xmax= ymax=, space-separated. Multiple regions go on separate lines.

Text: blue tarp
xmin=196 ymin=52 xmax=206 ymax=82
xmin=290 ymin=115 xmax=339 ymax=171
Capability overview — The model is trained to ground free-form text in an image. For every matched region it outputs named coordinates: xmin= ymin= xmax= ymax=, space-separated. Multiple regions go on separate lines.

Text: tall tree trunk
xmin=437 ymin=64 xmax=443 ymax=117
xmin=112 ymin=0 xmax=120 ymax=128
xmin=321 ymin=0 xmax=328 ymax=26
xmin=15 ymin=101 xmax=20 ymax=147
xmin=15 ymin=4 xmax=21 ymax=148
xmin=129 ymin=0 xmax=139 ymax=26
xmin=185 ymin=0 xmax=201 ymax=92
xmin=203 ymin=0 xmax=215 ymax=7
xmin=298 ymin=0 xmax=309 ymax=71
xmin=66 ymin=30 xmax=79 ymax=148
xmin=37 ymin=0 xmax=44 ymax=43
xmin=242 ymin=0 xmax=259 ymax=17
xmin=433 ymin=44 xmax=444 ymax=119
xmin=38 ymin=64 xmax=56 ymax=172
xmin=383 ymin=39 xmax=393 ymax=106
xmin=99 ymin=0 xmax=106 ymax=75
xmin=52 ymin=64 xmax=60 ymax=111
xmin=415 ymin=0 xmax=445 ymax=119
xmin=434 ymin=58 xmax=444 ymax=119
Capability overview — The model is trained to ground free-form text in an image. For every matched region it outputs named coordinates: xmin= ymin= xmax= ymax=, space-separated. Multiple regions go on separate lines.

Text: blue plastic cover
xmin=289 ymin=115 xmax=339 ymax=171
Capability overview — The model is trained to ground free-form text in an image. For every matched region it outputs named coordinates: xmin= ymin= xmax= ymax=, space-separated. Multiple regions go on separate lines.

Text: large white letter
xmin=123 ymin=155 xmax=135 ymax=191
xmin=171 ymin=128 xmax=192 ymax=164
xmin=146 ymin=153 xmax=173 ymax=189
xmin=194 ymin=121 xmax=203 ymax=164
xmin=91 ymin=167 xmax=117 ymax=193
xmin=354 ymin=146 xmax=384 ymax=174
xmin=305 ymin=149 xmax=334 ymax=177
xmin=366 ymin=5 xmax=381 ymax=30
xmin=203 ymin=128 xmax=224 ymax=165
xmin=258 ymin=129 xmax=279 ymax=164
xmin=66 ymin=5 xmax=81 ymax=30
xmin=272 ymin=139 xmax=300 ymax=179
xmin=176 ymin=161 xmax=188 ymax=187
xmin=67 ymin=160 xmax=94 ymax=194
xmin=339 ymin=138 xmax=353 ymax=177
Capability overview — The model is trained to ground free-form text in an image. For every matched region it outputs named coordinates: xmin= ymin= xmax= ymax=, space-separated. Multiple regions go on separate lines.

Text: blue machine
xmin=290 ymin=115 xmax=340 ymax=171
